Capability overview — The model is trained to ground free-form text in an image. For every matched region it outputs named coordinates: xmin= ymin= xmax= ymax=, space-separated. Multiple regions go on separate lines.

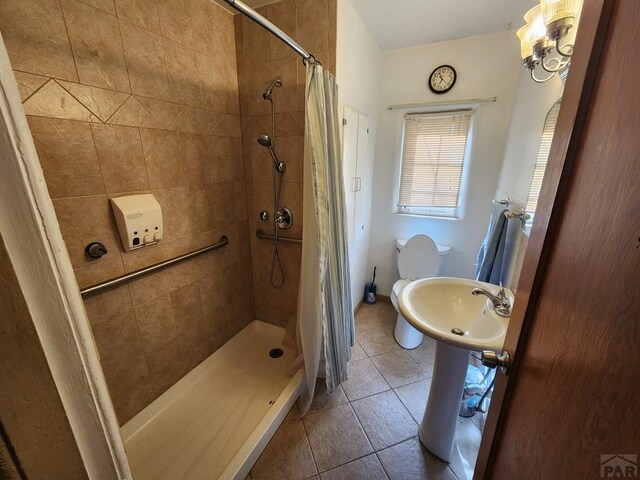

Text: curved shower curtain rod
xmin=223 ymin=0 xmax=318 ymax=65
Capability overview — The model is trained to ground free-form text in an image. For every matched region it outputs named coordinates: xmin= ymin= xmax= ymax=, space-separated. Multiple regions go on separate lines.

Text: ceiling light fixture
xmin=517 ymin=0 xmax=582 ymax=83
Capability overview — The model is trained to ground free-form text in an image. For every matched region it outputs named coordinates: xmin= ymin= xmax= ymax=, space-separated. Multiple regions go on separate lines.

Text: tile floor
xmin=248 ymin=302 xmax=486 ymax=480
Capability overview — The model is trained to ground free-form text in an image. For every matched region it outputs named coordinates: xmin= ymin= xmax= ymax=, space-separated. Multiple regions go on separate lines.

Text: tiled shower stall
xmin=0 ymin=0 xmax=335 ymax=424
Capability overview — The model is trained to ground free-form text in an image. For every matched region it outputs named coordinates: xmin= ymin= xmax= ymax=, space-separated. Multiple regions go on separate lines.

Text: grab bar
xmin=256 ymin=229 xmax=302 ymax=245
xmin=80 ymin=235 xmax=229 ymax=296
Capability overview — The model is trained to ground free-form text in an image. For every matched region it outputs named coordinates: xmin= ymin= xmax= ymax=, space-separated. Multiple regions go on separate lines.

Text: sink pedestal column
xmin=418 ymin=341 xmax=469 ymax=462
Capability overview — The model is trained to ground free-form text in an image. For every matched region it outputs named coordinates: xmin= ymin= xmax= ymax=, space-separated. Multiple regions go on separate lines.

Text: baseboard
xmin=377 ymin=294 xmax=391 ymax=304
xmin=354 ymin=298 xmax=364 ymax=315
xmin=354 ymin=294 xmax=390 ymax=314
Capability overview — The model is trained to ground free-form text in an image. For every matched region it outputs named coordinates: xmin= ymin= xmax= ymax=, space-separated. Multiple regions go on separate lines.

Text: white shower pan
xmin=121 ymin=320 xmax=304 ymax=480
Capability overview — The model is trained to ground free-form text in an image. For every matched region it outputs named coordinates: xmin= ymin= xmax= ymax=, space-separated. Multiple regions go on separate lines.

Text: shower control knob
xmin=259 ymin=210 xmax=270 ymax=221
xmin=85 ymin=242 xmax=108 ymax=259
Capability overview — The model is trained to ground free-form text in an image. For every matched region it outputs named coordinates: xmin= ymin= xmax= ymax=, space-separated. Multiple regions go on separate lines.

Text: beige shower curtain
xmin=297 ymin=62 xmax=354 ymax=414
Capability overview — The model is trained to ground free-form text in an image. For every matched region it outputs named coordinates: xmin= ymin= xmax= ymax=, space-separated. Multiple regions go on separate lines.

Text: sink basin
xmin=396 ymin=277 xmax=514 ymax=463
xmin=398 ymin=277 xmax=513 ymax=352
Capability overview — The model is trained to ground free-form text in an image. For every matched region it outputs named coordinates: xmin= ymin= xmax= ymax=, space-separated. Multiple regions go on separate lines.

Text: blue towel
xmin=475 ymin=201 xmax=506 ymax=279
xmin=476 ymin=209 xmax=508 ymax=283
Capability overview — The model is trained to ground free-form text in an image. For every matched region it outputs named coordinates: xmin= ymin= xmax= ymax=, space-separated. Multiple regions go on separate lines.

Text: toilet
xmin=390 ymin=234 xmax=451 ymax=349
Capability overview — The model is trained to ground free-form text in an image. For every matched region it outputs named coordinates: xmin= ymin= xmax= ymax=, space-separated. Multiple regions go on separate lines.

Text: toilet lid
xmin=398 ymin=234 xmax=440 ymax=279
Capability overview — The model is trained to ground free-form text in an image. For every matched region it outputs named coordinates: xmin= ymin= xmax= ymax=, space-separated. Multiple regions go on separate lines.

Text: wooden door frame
xmin=474 ymin=1 xmax=616 ymax=478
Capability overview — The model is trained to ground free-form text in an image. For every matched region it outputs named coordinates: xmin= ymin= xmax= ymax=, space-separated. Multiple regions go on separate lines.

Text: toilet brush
xmin=364 ymin=266 xmax=377 ymax=304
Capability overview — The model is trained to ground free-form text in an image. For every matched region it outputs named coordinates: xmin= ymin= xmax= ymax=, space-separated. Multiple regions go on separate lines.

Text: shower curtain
xmin=297 ymin=62 xmax=354 ymax=414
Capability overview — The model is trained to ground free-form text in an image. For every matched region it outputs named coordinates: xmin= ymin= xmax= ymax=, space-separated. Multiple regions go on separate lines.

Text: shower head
xmin=257 ymin=134 xmax=286 ymax=173
xmin=257 ymin=134 xmax=272 ymax=148
xmin=263 ymin=78 xmax=283 ymax=100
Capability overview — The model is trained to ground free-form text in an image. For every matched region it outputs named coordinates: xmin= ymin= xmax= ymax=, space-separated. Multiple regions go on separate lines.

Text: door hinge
xmin=367 ymin=128 xmax=370 ymax=134
xmin=342 ymin=118 xmax=347 ymax=125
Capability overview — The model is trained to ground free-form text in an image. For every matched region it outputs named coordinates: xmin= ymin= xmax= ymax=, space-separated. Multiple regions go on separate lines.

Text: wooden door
xmin=480 ymin=1 xmax=640 ymax=478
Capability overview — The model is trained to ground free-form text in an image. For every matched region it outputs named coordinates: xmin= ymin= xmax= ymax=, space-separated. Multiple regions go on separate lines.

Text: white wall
xmin=494 ymin=68 xmax=564 ymax=291
xmin=336 ymin=0 xmax=381 ymax=306
xmin=496 ymin=69 xmax=564 ymax=204
xmin=368 ymin=31 xmax=521 ymax=295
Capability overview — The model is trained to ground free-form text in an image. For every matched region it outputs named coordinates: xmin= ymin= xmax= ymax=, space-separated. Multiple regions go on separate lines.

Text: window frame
xmin=394 ymin=109 xmax=475 ymax=219
xmin=525 ymin=98 xmax=562 ymax=225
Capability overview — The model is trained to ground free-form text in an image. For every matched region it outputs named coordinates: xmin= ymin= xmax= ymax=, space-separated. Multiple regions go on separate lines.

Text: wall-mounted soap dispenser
xmin=110 ymin=194 xmax=163 ymax=251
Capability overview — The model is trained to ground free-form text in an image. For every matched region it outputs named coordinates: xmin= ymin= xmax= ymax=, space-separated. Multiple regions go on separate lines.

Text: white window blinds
xmin=398 ymin=112 xmax=471 ymax=214
xmin=526 ymin=101 xmax=561 ymax=214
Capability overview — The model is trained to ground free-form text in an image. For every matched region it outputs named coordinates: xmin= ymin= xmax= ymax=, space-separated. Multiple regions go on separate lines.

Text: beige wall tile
xmin=134 ymin=294 xmax=178 ymax=353
xmin=91 ymin=123 xmax=150 ymax=193
xmin=196 ymin=52 xmax=226 ymax=113
xmin=108 ymin=95 xmax=162 ymax=127
xmin=83 ymin=284 xmax=133 ymax=326
xmin=270 ymin=59 xmax=298 ymax=113
xmin=120 ymin=20 xmax=170 ymax=100
xmin=211 ymin=182 xmax=236 ymax=228
xmin=28 ymin=116 xmax=105 ymax=198
xmin=176 ymin=131 xmax=210 ymax=184
xmin=296 ymin=0 xmax=328 ymax=54
xmin=115 ymin=0 xmax=160 ymax=33
xmin=213 ymin=114 xmax=241 ymax=137
xmin=53 ymin=194 xmax=122 ymax=268
xmin=208 ymin=136 xmax=234 ymax=183
xmin=157 ymin=0 xmax=194 ymax=47
xmin=268 ymin=0 xmax=297 ymax=63
xmin=92 ymin=311 xmax=156 ymax=423
xmin=62 ymin=0 xmax=130 ymax=91
xmin=190 ymin=185 xmax=216 ymax=234
xmin=23 ymin=80 xmax=97 ymax=122
xmin=165 ymin=40 xmax=201 ymax=106
xmin=234 ymin=182 xmax=247 ymax=221
xmin=152 ymin=186 xmax=192 ymax=241
xmin=76 ymin=0 xmax=116 ymax=14
xmin=241 ymin=6 xmax=270 ymax=66
xmin=169 ymin=106 xmax=220 ymax=134
xmin=74 ymin=255 xmax=125 ymax=289
xmin=13 ymin=71 xmax=48 ymax=102
xmin=0 ymin=0 xmax=78 ymax=81
xmin=57 ymin=80 xmax=129 ymax=122
xmin=127 ymin=258 xmax=193 ymax=305
xmin=134 ymin=95 xmax=184 ymax=128
xmin=191 ymin=0 xmax=235 ymax=58
xmin=139 ymin=128 xmax=181 ymax=188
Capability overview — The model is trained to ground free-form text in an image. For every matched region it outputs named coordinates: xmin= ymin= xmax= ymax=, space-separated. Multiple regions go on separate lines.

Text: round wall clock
xmin=428 ymin=65 xmax=457 ymax=94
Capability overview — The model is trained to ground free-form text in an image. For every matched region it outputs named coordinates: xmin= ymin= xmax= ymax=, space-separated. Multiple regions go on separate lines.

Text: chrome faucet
xmin=472 ymin=283 xmax=512 ymax=318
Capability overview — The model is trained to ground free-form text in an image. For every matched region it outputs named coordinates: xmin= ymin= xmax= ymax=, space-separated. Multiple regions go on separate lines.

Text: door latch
xmin=481 ymin=350 xmax=511 ymax=374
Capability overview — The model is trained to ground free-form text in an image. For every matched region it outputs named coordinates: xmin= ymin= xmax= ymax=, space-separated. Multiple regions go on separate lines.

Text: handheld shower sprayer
xmin=263 ymin=78 xmax=283 ymax=100
xmin=257 ymin=134 xmax=286 ymax=173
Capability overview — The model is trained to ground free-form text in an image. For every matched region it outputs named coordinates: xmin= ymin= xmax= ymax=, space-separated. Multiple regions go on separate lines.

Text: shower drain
xmin=269 ymin=348 xmax=284 ymax=358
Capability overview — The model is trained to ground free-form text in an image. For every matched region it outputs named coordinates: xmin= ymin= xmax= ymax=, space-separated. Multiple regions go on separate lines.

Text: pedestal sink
xmin=397 ymin=277 xmax=513 ymax=462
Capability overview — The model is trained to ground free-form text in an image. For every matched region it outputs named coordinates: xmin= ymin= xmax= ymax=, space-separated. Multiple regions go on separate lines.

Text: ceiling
xmin=348 ymin=0 xmax=537 ymax=51
xmin=235 ymin=0 xmax=536 ymax=52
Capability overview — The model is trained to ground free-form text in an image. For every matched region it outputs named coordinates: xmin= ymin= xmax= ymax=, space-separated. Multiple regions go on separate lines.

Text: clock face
xmin=429 ymin=65 xmax=457 ymax=94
